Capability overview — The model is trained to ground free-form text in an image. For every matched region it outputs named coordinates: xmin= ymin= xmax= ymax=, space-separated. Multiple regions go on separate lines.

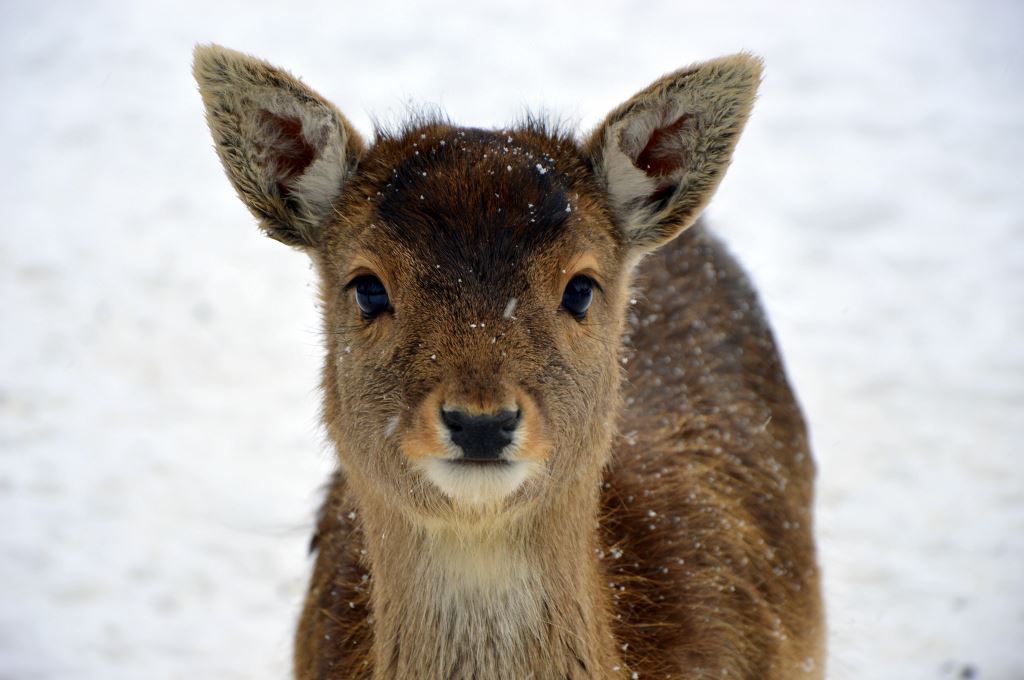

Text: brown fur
xmin=194 ymin=45 xmax=824 ymax=679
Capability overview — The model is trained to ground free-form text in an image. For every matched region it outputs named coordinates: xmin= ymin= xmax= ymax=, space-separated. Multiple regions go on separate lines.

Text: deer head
xmin=194 ymin=45 xmax=760 ymax=522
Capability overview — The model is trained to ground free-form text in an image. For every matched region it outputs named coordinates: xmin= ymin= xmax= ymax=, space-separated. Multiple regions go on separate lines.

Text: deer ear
xmin=193 ymin=44 xmax=366 ymax=248
xmin=585 ymin=54 xmax=761 ymax=252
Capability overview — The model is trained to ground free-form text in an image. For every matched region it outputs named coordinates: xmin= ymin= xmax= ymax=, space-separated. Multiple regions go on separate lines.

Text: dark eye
xmin=562 ymin=275 xmax=594 ymax=320
xmin=352 ymin=275 xmax=390 ymax=319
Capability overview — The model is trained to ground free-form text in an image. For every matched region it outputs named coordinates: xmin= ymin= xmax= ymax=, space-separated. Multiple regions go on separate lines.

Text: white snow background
xmin=1 ymin=1 xmax=1022 ymax=678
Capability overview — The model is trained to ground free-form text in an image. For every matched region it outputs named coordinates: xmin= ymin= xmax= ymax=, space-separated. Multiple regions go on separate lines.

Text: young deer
xmin=195 ymin=45 xmax=824 ymax=679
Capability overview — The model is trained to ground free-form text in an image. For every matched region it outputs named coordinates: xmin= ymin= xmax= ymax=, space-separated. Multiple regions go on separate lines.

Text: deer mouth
xmin=418 ymin=457 xmax=535 ymax=505
xmin=448 ymin=458 xmax=513 ymax=467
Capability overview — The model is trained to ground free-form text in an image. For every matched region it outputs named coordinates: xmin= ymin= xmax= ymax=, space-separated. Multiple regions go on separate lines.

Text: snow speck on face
xmin=535 ymin=163 xmax=547 ymax=175
xmin=502 ymin=298 xmax=518 ymax=320
xmin=565 ymin=202 xmax=572 ymax=213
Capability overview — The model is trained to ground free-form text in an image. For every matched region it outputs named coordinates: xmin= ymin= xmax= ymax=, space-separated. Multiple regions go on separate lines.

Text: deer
xmin=194 ymin=44 xmax=824 ymax=679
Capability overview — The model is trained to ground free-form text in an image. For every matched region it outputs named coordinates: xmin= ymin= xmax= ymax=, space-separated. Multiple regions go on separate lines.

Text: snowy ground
xmin=2 ymin=1 xmax=1022 ymax=678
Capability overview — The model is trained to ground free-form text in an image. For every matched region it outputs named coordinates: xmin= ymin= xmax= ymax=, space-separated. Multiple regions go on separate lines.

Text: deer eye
xmin=352 ymin=275 xmax=390 ymax=319
xmin=562 ymin=275 xmax=594 ymax=320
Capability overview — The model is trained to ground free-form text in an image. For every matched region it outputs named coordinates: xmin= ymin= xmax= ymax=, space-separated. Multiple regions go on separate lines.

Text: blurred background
xmin=1 ymin=1 xmax=1021 ymax=678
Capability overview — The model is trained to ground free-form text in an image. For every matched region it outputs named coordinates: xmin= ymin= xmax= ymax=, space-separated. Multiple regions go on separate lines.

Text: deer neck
xmin=358 ymin=480 xmax=618 ymax=680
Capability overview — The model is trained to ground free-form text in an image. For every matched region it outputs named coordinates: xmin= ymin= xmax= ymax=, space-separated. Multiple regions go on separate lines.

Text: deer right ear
xmin=193 ymin=45 xmax=366 ymax=248
xmin=586 ymin=54 xmax=762 ymax=253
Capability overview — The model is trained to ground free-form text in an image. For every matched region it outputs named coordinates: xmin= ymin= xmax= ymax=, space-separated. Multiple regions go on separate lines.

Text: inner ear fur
xmin=585 ymin=54 xmax=762 ymax=252
xmin=193 ymin=44 xmax=366 ymax=248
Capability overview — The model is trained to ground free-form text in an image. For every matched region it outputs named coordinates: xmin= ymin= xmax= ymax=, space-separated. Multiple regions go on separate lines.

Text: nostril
xmin=497 ymin=409 xmax=521 ymax=432
xmin=440 ymin=409 xmax=464 ymax=432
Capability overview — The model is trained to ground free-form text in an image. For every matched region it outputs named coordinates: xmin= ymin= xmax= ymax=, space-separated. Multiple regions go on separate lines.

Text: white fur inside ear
xmin=289 ymin=126 xmax=347 ymax=216
xmin=252 ymin=89 xmax=348 ymax=219
xmin=615 ymin=100 xmax=700 ymax=166
xmin=601 ymin=130 xmax=659 ymax=234
xmin=600 ymin=98 xmax=704 ymax=236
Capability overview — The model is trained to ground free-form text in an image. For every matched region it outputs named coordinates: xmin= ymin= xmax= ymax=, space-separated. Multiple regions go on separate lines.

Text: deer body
xmin=195 ymin=46 xmax=824 ymax=679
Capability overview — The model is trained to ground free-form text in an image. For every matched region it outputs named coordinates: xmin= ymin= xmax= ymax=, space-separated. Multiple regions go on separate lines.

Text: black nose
xmin=441 ymin=409 xmax=521 ymax=461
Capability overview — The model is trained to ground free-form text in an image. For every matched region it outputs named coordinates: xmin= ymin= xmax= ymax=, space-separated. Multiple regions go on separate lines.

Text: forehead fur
xmin=339 ymin=119 xmax=619 ymax=283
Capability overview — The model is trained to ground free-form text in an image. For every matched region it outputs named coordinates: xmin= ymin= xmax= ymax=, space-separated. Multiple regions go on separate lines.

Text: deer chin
xmin=417 ymin=457 xmax=539 ymax=506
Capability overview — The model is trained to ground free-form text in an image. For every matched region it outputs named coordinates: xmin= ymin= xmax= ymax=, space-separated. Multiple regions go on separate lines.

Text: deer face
xmin=194 ymin=46 xmax=760 ymax=518
xmin=316 ymin=126 xmax=628 ymax=512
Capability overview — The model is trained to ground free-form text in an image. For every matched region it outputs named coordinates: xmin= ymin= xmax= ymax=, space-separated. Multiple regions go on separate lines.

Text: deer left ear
xmin=193 ymin=44 xmax=366 ymax=248
xmin=585 ymin=54 xmax=762 ymax=253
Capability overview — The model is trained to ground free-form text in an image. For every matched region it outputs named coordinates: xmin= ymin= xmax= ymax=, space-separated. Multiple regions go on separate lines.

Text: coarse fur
xmin=194 ymin=44 xmax=825 ymax=679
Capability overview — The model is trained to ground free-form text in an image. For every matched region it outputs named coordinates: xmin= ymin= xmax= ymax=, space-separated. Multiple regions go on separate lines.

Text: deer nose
xmin=441 ymin=408 xmax=521 ymax=461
